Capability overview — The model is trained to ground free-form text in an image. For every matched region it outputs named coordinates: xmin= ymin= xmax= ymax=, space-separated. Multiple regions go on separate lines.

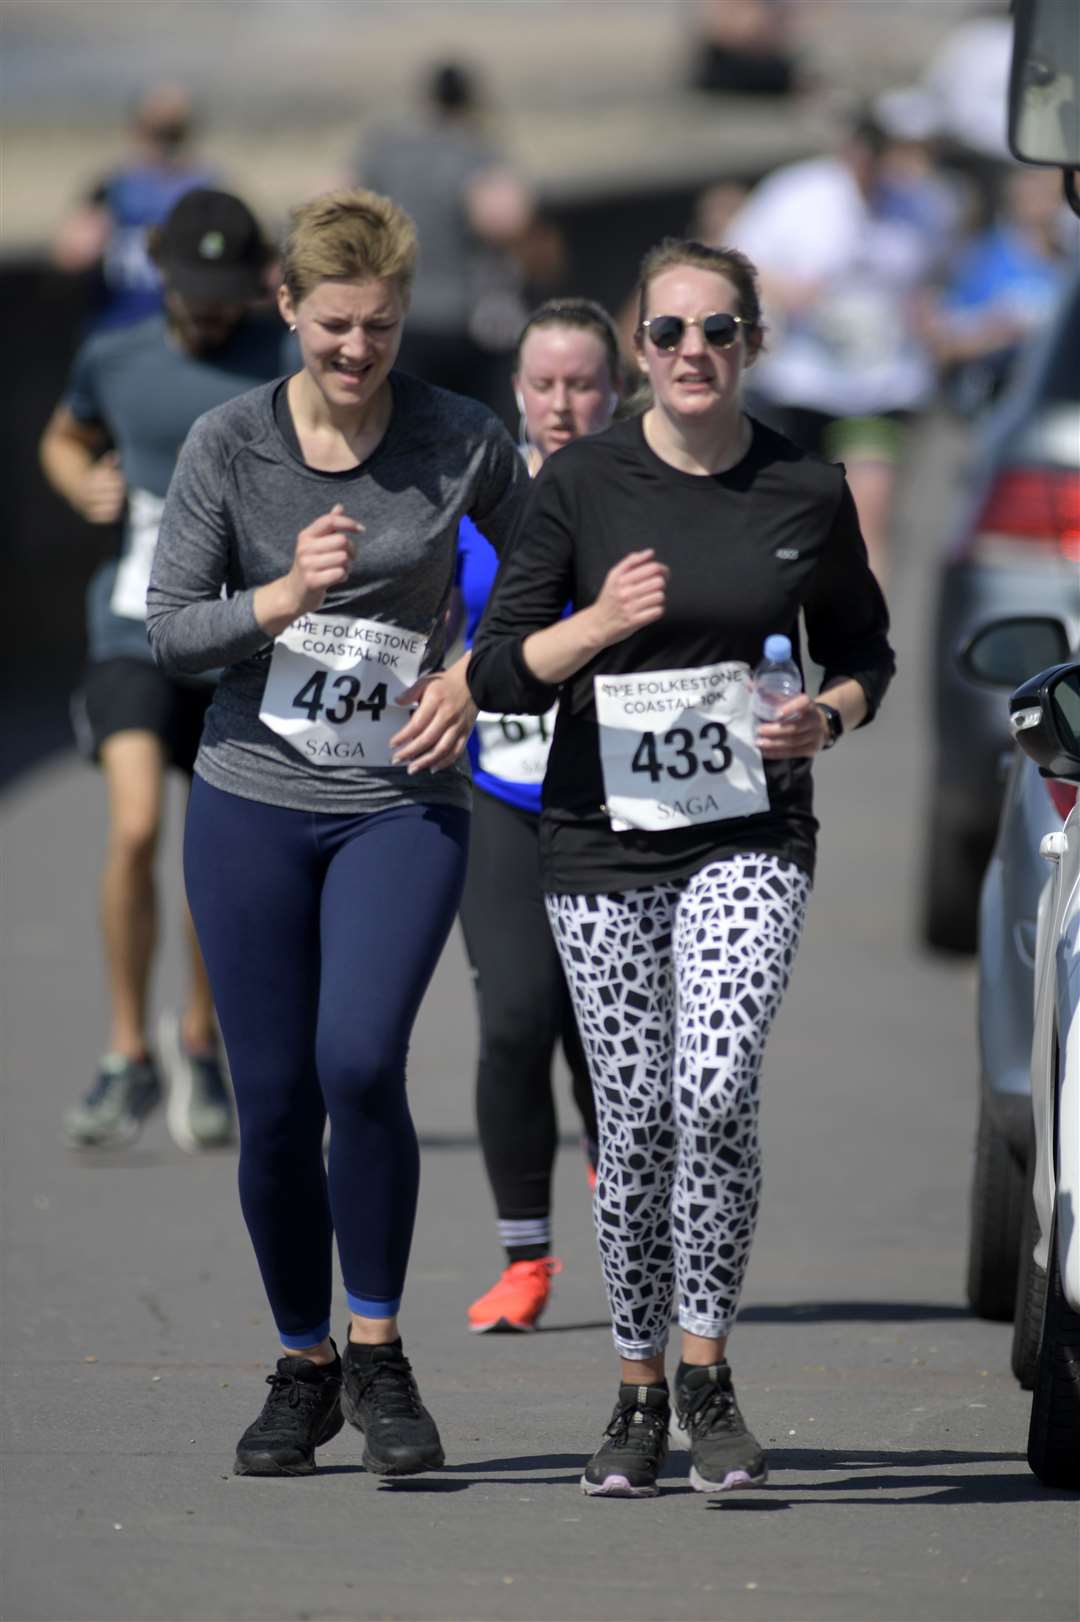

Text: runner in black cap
xmin=40 ymin=188 xmax=294 ymax=1153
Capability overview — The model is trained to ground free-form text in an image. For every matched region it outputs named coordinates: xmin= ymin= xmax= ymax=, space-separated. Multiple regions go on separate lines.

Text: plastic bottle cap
xmin=763 ymin=634 xmax=792 ymax=661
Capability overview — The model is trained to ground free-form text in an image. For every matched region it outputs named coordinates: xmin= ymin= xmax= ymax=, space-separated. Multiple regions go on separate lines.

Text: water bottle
xmin=751 ymin=634 xmax=802 ymax=725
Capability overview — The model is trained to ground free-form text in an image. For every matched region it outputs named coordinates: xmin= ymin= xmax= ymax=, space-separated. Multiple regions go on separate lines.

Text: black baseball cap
xmin=155 ymin=188 xmax=269 ymax=301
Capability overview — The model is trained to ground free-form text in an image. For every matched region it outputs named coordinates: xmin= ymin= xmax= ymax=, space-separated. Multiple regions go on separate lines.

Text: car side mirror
xmin=1009 ymin=0 xmax=1080 ymax=168
xmin=1010 ymin=661 xmax=1080 ymax=782
xmin=960 ymin=615 xmax=1072 ymax=688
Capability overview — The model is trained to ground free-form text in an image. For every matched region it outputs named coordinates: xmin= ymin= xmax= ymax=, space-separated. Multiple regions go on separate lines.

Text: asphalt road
xmin=2 ymin=412 xmax=1077 ymax=1622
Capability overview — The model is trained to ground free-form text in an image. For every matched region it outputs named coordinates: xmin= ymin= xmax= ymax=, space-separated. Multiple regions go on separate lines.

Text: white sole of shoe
xmin=580 ymin=1472 xmax=658 ymax=1498
xmin=158 ymin=1011 xmax=199 ymax=1153
xmin=467 ymin=1318 xmax=537 ymax=1334
xmin=689 ymin=1463 xmax=768 ymax=1493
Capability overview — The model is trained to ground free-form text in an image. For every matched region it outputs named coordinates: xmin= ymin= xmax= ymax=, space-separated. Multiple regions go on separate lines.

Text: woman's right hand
xmin=254 ymin=503 xmax=363 ymax=638
xmin=284 ymin=503 xmax=363 ymax=615
xmin=586 ymin=549 xmax=669 ymax=649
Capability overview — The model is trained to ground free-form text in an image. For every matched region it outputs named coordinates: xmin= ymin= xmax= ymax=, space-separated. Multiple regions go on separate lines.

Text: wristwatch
xmin=814 ymin=702 xmax=843 ymax=750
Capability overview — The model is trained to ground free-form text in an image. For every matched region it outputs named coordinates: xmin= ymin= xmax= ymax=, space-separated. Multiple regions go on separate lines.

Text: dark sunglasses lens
xmin=648 ymin=316 xmax=684 ymax=351
xmin=703 ymin=314 xmax=739 ymax=348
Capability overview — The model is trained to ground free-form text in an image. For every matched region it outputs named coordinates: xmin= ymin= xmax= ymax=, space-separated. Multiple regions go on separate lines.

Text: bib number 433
xmin=594 ymin=661 xmax=768 ymax=832
xmin=630 ymin=722 xmax=732 ymax=783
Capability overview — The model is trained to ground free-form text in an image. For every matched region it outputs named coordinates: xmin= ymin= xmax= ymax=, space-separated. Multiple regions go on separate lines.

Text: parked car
xmin=922 ymin=269 xmax=1080 ymax=954
xmin=957 ymin=617 xmax=1075 ymax=1372
xmin=1008 ymin=653 xmax=1080 ymax=1489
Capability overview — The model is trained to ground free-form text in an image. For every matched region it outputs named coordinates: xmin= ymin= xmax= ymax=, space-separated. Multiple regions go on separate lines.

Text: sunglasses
xmin=640 ymin=312 xmax=751 ymax=352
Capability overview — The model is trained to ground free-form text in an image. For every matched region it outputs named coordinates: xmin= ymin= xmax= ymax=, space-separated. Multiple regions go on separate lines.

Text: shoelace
xmin=262 ymin=1369 xmax=331 ymax=1413
xmin=605 ymin=1401 xmax=668 ymax=1452
xmin=680 ymin=1382 xmax=737 ymax=1438
xmin=351 ymin=1356 xmax=422 ymax=1419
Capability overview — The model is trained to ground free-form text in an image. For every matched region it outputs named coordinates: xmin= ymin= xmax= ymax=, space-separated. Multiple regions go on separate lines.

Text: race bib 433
xmin=594 ymin=661 xmax=769 ymax=832
xmin=259 ymin=613 xmax=426 ymax=767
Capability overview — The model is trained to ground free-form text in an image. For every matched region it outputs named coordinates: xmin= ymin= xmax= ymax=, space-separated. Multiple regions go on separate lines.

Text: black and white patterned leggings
xmin=546 ymin=854 xmax=810 ymax=1358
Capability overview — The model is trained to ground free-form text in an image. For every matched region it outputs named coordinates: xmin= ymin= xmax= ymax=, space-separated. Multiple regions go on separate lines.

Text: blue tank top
xmin=458 ymin=515 xmax=554 ymax=815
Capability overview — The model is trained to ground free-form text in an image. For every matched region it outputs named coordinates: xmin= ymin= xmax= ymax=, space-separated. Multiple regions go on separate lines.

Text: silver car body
xmin=1030 ymin=798 xmax=1080 ymax=1309
xmin=978 ymin=754 xmax=1063 ymax=1154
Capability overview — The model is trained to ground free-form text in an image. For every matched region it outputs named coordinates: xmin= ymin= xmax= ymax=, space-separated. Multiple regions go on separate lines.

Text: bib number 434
xmin=291 ymin=670 xmax=388 ymax=726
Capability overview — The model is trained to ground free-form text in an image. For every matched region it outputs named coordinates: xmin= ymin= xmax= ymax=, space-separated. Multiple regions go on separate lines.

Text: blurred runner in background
xmin=50 ymin=82 xmax=218 ymax=335
xmin=458 ymin=298 xmax=622 ymax=1334
xmin=350 ymin=60 xmax=535 ymax=425
xmin=926 ymin=165 xmax=1073 ymax=417
xmin=39 ymin=189 xmax=291 ymax=1153
xmin=726 ymin=109 xmax=950 ymax=584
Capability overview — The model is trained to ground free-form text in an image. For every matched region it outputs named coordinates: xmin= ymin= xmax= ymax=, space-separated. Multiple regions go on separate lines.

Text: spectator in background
xmin=927 ymin=165 xmax=1072 ymax=416
xmin=350 ymin=61 xmax=536 ymax=425
xmin=725 ymin=110 xmax=948 ymax=584
xmin=51 ymin=82 xmax=217 ymax=334
xmin=689 ymin=0 xmax=798 ymax=97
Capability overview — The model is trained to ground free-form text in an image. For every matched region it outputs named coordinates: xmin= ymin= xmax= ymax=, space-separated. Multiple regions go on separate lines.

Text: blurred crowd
xmin=45 ymin=10 xmax=1078 ymax=594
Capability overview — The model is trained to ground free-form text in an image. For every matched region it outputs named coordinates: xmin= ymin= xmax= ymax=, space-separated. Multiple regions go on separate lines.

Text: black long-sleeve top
xmin=467 ymin=414 xmax=896 ymax=893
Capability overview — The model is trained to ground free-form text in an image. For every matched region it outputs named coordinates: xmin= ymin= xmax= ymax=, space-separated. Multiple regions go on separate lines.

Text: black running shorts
xmin=73 ymin=657 xmax=213 ymax=774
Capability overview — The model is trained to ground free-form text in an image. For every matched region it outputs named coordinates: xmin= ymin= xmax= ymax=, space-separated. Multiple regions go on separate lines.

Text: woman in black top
xmin=468 ymin=238 xmax=895 ymax=1499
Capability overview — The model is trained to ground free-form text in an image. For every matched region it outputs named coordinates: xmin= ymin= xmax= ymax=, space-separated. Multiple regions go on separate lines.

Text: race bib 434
xmin=259 ymin=613 xmax=427 ymax=767
xmin=594 ymin=661 xmax=769 ymax=832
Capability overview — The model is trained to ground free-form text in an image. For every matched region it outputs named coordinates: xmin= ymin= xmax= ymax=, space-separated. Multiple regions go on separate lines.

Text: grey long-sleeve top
xmin=147 ymin=372 xmax=528 ymax=814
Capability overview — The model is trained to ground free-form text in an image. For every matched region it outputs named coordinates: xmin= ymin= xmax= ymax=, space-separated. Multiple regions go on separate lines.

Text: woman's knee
xmin=317 ymin=1032 xmax=407 ymax=1120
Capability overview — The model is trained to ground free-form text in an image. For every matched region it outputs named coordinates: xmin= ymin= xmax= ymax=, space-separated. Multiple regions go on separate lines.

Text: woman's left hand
xmin=391 ymin=656 xmax=477 ymax=774
xmin=755 ymin=693 xmax=828 ymax=759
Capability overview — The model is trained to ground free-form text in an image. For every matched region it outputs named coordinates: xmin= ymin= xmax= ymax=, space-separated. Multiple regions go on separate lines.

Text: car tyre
xmin=920 ymin=805 xmax=992 ymax=955
xmin=1026 ymin=1209 xmax=1080 ymax=1489
xmin=1011 ymin=1168 xmax=1046 ymax=1390
xmin=965 ymin=1102 xmax=1024 ymax=1320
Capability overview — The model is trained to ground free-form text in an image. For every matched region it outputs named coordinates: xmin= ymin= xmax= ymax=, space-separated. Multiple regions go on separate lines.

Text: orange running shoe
xmin=467 ymin=1257 xmax=563 ymax=1333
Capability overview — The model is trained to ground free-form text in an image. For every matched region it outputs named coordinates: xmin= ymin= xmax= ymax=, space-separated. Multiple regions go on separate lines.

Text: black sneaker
xmin=341 ymin=1338 xmax=445 ymax=1476
xmin=675 ymin=1361 xmax=767 ymax=1492
xmin=234 ymin=1351 xmax=343 ymax=1476
xmin=581 ymin=1383 xmax=670 ymax=1498
xmin=63 ymin=1055 xmax=162 ymax=1148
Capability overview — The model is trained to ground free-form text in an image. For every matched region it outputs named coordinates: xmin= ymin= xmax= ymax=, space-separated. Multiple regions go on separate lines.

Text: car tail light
xmin=968 ymin=467 xmax=1080 ymax=562
xmin=1046 ymin=778 xmax=1078 ymax=819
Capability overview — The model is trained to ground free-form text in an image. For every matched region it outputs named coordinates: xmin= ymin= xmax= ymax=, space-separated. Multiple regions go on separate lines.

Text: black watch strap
xmin=815 ymin=702 xmax=843 ymax=749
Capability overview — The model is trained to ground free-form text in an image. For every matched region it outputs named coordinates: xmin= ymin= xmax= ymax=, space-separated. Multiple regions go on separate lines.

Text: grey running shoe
xmin=158 ymin=1009 xmax=235 ymax=1152
xmin=234 ymin=1352 xmax=343 ymax=1477
xmin=581 ymin=1383 xmax=670 ymax=1498
xmin=675 ymin=1361 xmax=767 ymax=1493
xmin=63 ymin=1055 xmax=162 ymax=1148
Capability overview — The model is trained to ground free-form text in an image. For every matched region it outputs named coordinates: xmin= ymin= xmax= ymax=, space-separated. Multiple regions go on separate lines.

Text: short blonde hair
xmin=282 ymin=188 xmax=418 ymax=305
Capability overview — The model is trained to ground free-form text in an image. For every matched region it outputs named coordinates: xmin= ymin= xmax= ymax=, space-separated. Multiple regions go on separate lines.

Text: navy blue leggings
xmin=184 ymin=776 xmax=469 ymax=1348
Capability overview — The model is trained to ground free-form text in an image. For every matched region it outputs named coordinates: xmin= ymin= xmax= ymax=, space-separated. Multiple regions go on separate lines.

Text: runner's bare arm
xmin=520 ymin=551 xmax=668 ymax=684
xmin=39 ymin=404 xmax=125 ymax=524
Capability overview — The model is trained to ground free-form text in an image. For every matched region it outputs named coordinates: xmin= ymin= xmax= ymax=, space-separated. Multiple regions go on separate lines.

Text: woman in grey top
xmin=147 ymin=188 xmax=527 ymax=1479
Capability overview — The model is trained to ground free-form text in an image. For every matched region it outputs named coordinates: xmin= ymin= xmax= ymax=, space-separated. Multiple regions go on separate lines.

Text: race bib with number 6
xmin=259 ymin=613 xmax=427 ymax=767
xmin=475 ymin=704 xmax=557 ymax=786
xmin=110 ymin=487 xmax=165 ymax=621
xmin=594 ymin=661 xmax=769 ymax=832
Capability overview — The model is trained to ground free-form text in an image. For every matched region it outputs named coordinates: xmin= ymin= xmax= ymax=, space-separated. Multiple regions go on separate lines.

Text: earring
xmin=288 ymin=324 xmax=297 ymax=333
